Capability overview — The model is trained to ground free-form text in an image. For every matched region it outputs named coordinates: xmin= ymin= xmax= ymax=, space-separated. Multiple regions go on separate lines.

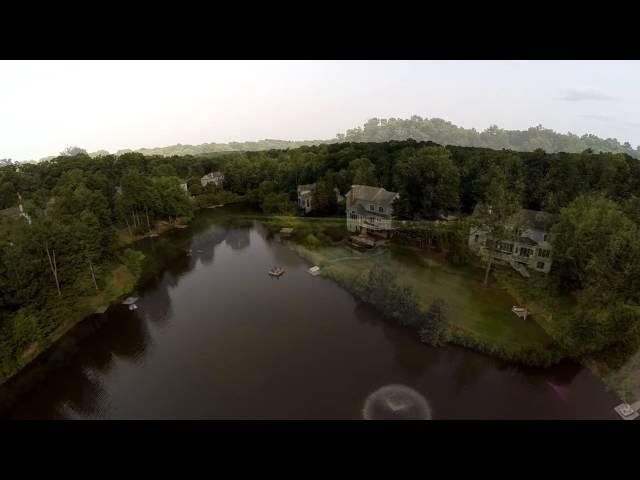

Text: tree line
xmin=29 ymin=115 xmax=640 ymax=163
xmin=339 ymin=117 xmax=640 ymax=158
xmin=2 ymin=139 xmax=640 ymax=374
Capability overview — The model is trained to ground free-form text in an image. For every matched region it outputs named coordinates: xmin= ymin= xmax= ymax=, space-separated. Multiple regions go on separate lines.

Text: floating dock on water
xmin=269 ymin=267 xmax=285 ymax=278
xmin=280 ymin=227 xmax=294 ymax=237
xmin=94 ymin=305 xmax=108 ymax=315
xmin=307 ymin=266 xmax=321 ymax=276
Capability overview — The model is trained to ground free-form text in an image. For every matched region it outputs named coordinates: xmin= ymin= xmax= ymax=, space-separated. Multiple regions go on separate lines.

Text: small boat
xmin=269 ymin=266 xmax=285 ymax=277
xmin=129 ymin=304 xmax=138 ymax=311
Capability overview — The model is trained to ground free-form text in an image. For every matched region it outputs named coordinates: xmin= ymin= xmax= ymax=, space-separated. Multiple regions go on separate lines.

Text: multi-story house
xmin=468 ymin=206 xmax=556 ymax=274
xmin=345 ymin=185 xmax=399 ymax=238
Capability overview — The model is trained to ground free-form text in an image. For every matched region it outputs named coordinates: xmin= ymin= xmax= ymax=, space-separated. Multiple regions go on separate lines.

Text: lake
xmin=1 ymin=208 xmax=621 ymax=419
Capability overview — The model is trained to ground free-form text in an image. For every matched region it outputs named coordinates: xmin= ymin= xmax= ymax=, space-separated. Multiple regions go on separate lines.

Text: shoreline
xmin=0 ymin=213 xmax=196 ymax=392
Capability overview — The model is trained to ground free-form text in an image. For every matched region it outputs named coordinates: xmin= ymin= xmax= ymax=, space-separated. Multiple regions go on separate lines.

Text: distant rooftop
xmin=347 ymin=185 xmax=398 ymax=205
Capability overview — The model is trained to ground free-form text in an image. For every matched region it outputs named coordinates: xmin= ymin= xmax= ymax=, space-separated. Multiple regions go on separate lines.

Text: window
xmin=497 ymin=241 xmax=514 ymax=253
xmin=370 ymin=204 xmax=375 ymax=211
xmin=306 ymin=199 xmax=310 ymax=208
xmin=474 ymin=234 xmax=479 ymax=243
xmin=520 ymin=247 xmax=531 ymax=258
xmin=537 ymin=261 xmax=545 ymax=270
xmin=538 ymin=249 xmax=550 ymax=258
xmin=379 ymin=206 xmax=384 ymax=213
xmin=543 ymin=234 xmax=548 ymax=242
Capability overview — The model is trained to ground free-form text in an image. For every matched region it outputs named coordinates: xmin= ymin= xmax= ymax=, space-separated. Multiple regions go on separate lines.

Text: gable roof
xmin=297 ymin=183 xmax=316 ymax=194
xmin=515 ymin=209 xmax=557 ymax=231
xmin=472 ymin=204 xmax=557 ymax=231
xmin=347 ymin=185 xmax=398 ymax=205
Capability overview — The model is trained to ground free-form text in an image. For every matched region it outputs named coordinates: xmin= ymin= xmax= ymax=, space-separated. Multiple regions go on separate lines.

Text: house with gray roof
xmin=346 ymin=185 xmax=399 ymax=238
xmin=468 ymin=206 xmax=556 ymax=274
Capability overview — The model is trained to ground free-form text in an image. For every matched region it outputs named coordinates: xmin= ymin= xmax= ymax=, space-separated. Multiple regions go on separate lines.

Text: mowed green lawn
xmin=299 ymin=242 xmax=552 ymax=350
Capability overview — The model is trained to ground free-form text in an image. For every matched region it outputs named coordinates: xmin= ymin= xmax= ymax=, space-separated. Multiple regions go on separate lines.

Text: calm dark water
xmin=2 ymin=209 xmax=621 ymax=419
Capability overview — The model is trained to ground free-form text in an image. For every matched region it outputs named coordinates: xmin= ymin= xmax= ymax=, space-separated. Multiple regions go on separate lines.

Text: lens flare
xmin=363 ymin=384 xmax=432 ymax=420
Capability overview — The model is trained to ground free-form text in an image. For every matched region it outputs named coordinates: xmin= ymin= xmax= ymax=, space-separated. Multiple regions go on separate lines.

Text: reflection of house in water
xmin=224 ymin=228 xmax=251 ymax=251
xmin=190 ymin=225 xmax=229 ymax=265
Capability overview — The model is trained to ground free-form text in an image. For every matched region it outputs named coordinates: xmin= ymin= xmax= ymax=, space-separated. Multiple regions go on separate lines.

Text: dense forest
xmin=2 ymin=139 xmax=640 ymax=379
xmin=31 ymin=116 xmax=639 ymax=161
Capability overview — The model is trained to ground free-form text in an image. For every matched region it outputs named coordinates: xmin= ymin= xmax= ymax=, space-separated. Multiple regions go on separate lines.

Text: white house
xmin=297 ymin=183 xmax=317 ymax=214
xmin=201 ymin=172 xmax=224 ymax=188
xmin=469 ymin=206 xmax=556 ymax=274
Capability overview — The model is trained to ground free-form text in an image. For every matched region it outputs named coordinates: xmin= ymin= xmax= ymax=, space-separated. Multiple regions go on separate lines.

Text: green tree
xmin=474 ymin=165 xmax=521 ymax=285
xmin=349 ymin=157 xmax=377 ymax=186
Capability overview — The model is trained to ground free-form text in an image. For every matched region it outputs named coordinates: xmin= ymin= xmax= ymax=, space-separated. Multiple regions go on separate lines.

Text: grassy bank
xmin=263 ymin=214 xmax=558 ymax=366
xmin=493 ymin=269 xmax=640 ymax=401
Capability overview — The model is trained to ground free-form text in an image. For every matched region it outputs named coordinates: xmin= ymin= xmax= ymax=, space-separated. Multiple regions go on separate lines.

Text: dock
xmin=94 ymin=305 xmax=108 ymax=315
xmin=280 ymin=227 xmax=294 ymax=237
xmin=269 ymin=267 xmax=285 ymax=278
xmin=308 ymin=265 xmax=321 ymax=276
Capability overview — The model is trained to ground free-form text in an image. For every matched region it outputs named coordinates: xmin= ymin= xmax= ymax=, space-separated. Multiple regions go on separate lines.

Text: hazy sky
xmin=1 ymin=60 xmax=639 ymax=162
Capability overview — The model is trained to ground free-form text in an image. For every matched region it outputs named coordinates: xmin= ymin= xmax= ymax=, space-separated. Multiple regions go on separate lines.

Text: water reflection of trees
xmin=225 ymin=228 xmax=251 ymax=251
xmin=5 ymin=259 xmax=184 ymax=418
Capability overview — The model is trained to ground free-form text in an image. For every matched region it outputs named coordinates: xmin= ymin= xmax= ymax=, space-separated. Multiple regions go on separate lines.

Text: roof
xmin=472 ymin=204 xmax=557 ymax=231
xmin=203 ymin=171 xmax=223 ymax=178
xmin=518 ymin=236 xmax=539 ymax=246
xmin=355 ymin=204 xmax=391 ymax=218
xmin=297 ymin=183 xmax=316 ymax=193
xmin=347 ymin=185 xmax=398 ymax=205
xmin=515 ymin=209 xmax=557 ymax=231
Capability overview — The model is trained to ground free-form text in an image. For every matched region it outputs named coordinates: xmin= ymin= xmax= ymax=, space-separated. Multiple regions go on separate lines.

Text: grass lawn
xmin=209 ymin=211 xmax=554 ymax=355
xmin=289 ymin=232 xmax=552 ymax=351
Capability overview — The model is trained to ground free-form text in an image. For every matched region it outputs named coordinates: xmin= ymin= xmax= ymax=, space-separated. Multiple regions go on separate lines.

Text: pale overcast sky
xmin=1 ymin=60 xmax=639 ymax=162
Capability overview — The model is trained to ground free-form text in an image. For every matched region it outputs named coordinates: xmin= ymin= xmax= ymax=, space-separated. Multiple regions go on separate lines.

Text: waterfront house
xmin=201 ymin=171 xmax=224 ymax=189
xmin=468 ymin=206 xmax=556 ymax=274
xmin=345 ymin=185 xmax=399 ymax=238
xmin=180 ymin=182 xmax=189 ymax=196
